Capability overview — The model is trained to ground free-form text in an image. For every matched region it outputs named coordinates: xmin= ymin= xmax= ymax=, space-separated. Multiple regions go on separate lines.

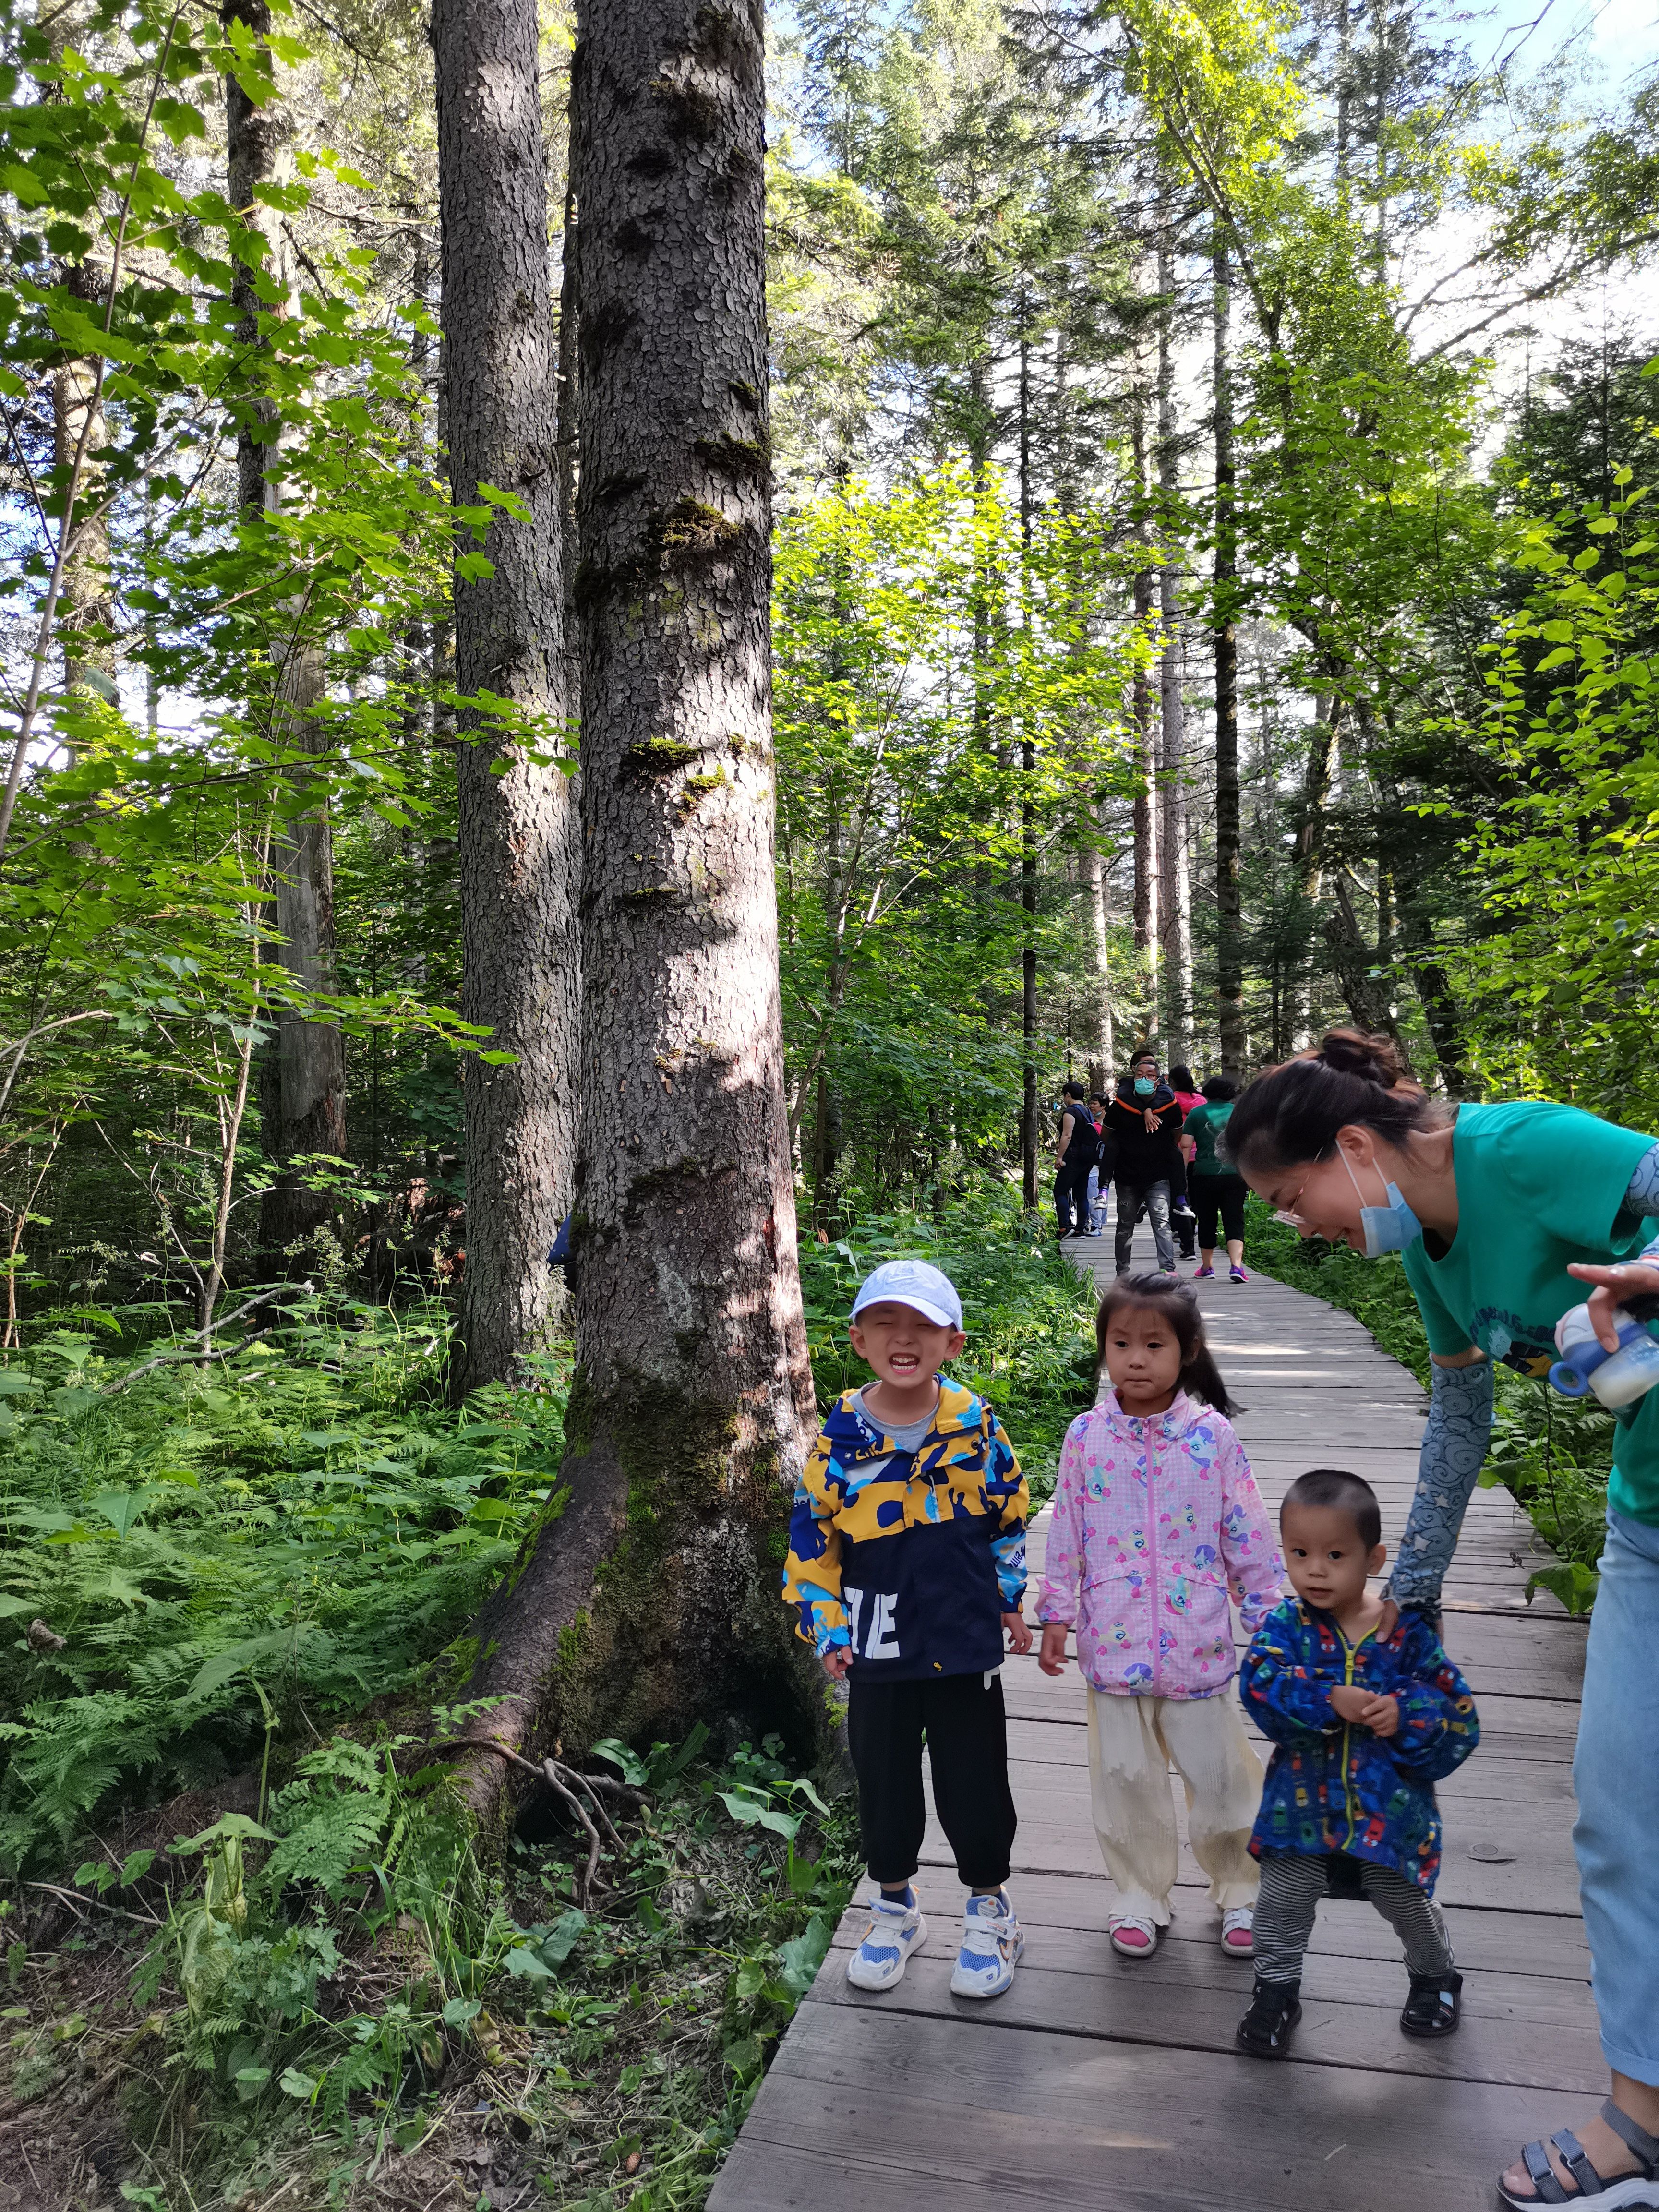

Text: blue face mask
xmin=1133 ymin=1076 xmax=1155 ymax=1096
xmin=1341 ymin=1150 xmax=1422 ymax=1258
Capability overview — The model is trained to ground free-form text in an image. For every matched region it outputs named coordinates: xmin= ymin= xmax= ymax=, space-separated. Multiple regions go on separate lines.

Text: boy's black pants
xmin=846 ymin=1669 xmax=1017 ymax=1891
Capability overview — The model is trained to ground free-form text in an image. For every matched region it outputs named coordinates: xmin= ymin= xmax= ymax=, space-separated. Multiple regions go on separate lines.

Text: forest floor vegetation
xmin=0 ymin=1186 xmax=1094 ymax=2208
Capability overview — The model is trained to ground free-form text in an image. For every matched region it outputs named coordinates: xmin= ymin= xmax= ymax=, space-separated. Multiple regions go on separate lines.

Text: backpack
xmin=1060 ymin=1103 xmax=1100 ymax=1171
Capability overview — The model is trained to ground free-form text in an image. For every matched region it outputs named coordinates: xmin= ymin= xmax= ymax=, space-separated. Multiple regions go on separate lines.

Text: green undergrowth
xmin=798 ymin=1184 xmax=1099 ymax=1503
xmin=0 ymin=1184 xmax=1089 ymax=2205
xmin=1245 ymin=1199 xmax=1611 ymax=1610
xmin=0 ymin=1722 xmax=859 ymax=2210
xmin=0 ymin=1293 xmax=569 ymax=1874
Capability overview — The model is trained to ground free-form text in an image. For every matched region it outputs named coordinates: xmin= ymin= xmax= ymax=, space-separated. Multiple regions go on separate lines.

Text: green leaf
xmin=776 ymin=1912 xmax=833 ymax=1997
xmin=440 ymin=1997 xmax=481 ymax=2029
xmin=1527 ymin=1562 xmax=1599 ymax=1616
xmin=718 ymin=1789 xmax=802 ymax=1839
xmin=540 ymin=1907 xmax=587 ymax=1966
xmin=92 ymin=1488 xmax=161 ymax=1539
xmin=590 ymin=1737 xmax=648 ymax=1787
xmin=278 ymin=2067 xmax=318 ymax=2100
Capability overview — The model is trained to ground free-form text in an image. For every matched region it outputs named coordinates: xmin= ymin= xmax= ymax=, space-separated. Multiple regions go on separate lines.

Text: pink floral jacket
xmin=1036 ymin=1390 xmax=1284 ymax=1699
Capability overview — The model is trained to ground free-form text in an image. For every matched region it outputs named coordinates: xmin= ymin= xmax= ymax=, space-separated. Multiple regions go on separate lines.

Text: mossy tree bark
xmin=433 ymin=0 xmax=579 ymax=1395
xmin=455 ymin=0 xmax=818 ymax=1799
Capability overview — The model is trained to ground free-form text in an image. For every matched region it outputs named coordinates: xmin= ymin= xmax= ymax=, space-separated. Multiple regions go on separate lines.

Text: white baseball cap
xmin=850 ymin=1259 xmax=963 ymax=1333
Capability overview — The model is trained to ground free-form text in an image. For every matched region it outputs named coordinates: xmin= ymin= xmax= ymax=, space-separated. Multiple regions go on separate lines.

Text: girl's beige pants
xmin=1086 ymin=1683 xmax=1264 ymax=1924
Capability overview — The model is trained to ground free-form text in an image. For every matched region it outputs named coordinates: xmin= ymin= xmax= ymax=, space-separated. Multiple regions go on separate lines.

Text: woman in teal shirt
xmin=1227 ymin=1031 xmax=1659 ymax=2209
xmin=1182 ymin=1074 xmax=1250 ymax=1282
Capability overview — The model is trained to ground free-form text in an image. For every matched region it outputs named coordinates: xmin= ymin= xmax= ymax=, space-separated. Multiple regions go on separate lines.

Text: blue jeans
xmin=1573 ymin=1510 xmax=1659 ymax=2084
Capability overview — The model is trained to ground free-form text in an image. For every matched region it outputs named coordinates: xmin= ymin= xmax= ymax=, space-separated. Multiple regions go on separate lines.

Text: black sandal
xmin=1400 ymin=1968 xmax=1462 ymax=2038
xmin=1498 ymin=2097 xmax=1659 ymax=2207
xmin=1236 ymin=1977 xmax=1301 ymax=2058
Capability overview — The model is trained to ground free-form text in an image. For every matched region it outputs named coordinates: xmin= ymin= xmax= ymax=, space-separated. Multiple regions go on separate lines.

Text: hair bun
xmin=1315 ymin=1028 xmax=1407 ymax=1087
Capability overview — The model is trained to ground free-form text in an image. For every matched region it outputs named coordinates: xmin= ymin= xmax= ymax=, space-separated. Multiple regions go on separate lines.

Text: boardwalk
xmin=711 ymin=1218 xmax=1595 ymax=2212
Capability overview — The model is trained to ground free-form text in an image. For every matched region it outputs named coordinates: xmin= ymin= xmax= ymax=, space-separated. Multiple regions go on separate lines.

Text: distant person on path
xmin=1037 ymin=1274 xmax=1281 ymax=1960
xmin=1184 ymin=1074 xmax=1250 ymax=1282
xmin=1053 ymin=1080 xmax=1099 ymax=1242
xmin=1225 ymin=1030 xmax=1659 ymax=2202
xmin=1106 ymin=1051 xmax=1185 ymax=1274
xmin=1166 ymin=1063 xmax=1204 ymax=1253
xmin=781 ymin=1260 xmax=1033 ymax=2003
xmin=1086 ymin=1090 xmax=1114 ymax=1232
xmin=1236 ymin=1467 xmax=1479 ymax=2058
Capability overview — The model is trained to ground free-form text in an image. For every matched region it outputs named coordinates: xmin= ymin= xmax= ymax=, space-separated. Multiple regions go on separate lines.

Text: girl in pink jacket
xmin=1038 ymin=1274 xmax=1283 ymax=1961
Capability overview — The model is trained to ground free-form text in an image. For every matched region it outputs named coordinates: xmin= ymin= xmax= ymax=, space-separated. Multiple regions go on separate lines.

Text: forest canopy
xmin=3 ymin=0 xmax=1657 ymax=1298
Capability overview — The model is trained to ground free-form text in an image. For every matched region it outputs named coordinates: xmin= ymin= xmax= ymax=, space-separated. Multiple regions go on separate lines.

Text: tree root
xmin=435 ymin=1738 xmax=646 ymax=1906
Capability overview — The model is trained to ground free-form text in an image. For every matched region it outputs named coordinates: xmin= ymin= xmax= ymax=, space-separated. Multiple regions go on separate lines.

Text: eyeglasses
xmin=1274 ymin=1148 xmax=1333 ymax=1229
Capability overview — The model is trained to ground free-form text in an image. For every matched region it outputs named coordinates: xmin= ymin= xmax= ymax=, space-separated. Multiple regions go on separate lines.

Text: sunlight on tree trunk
xmin=452 ymin=0 xmax=817 ymax=1798
xmin=433 ymin=0 xmax=579 ymax=1397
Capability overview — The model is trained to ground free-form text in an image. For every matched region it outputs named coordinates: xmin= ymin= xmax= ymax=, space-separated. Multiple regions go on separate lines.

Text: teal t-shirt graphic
xmin=1183 ymin=1100 xmax=1238 ymax=1179
xmin=1399 ymin=1099 xmax=1659 ymax=1525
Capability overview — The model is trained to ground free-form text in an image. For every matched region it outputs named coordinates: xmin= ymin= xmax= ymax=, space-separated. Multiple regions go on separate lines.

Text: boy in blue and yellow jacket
xmin=782 ymin=1259 xmax=1031 ymax=2001
xmin=1236 ymin=1466 xmax=1479 ymax=2058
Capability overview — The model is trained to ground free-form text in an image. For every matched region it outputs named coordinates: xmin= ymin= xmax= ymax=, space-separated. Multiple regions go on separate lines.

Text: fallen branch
xmin=104 ymin=1281 xmax=314 ymax=1392
xmin=23 ymin=1879 xmax=161 ymax=1928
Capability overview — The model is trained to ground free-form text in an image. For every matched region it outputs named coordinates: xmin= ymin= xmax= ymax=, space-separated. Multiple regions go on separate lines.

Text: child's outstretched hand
xmin=1037 ymin=1622 xmax=1068 ymax=1676
xmin=1003 ymin=1611 xmax=1033 ymax=1656
xmin=820 ymin=1646 xmax=853 ymax=1682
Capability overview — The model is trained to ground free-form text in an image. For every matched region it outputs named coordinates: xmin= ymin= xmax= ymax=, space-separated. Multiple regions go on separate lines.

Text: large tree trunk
xmin=1018 ymin=330 xmax=1038 ymax=1211
xmin=51 ymin=332 xmax=112 ymax=695
xmin=225 ymin=0 xmax=348 ymax=1263
xmin=1287 ymin=690 xmax=1342 ymax=1046
xmin=433 ymin=0 xmax=580 ymax=1396
xmin=1156 ymin=237 xmax=1192 ymax=1069
xmin=1130 ymin=360 xmax=1160 ymax=1049
xmin=457 ymin=0 xmax=816 ymax=1788
xmin=1083 ymin=822 xmax=1116 ymax=1091
xmin=1212 ymin=233 xmax=1246 ymax=1076
xmin=1324 ymin=876 xmax=1398 ymax=1037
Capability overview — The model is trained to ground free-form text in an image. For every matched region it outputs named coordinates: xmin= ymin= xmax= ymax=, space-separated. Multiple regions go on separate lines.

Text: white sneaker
xmin=1221 ymin=1906 xmax=1255 ymax=1958
xmin=950 ymin=1889 xmax=1024 ymax=1998
xmin=846 ymin=1889 xmax=927 ymax=1991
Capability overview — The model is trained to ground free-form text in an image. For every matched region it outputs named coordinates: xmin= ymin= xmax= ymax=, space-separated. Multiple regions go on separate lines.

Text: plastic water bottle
xmin=1549 ymin=1302 xmax=1659 ymax=1408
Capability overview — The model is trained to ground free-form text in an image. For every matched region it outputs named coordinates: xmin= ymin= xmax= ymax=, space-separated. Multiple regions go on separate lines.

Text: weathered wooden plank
xmin=813 ymin=1927 xmax=1602 ymax=2088
xmin=709 ymin=2006 xmax=1589 ymax=2212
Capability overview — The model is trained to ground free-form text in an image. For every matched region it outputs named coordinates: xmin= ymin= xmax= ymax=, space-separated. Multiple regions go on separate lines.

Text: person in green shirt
xmin=1226 ymin=1030 xmax=1659 ymax=2209
xmin=1181 ymin=1074 xmax=1250 ymax=1282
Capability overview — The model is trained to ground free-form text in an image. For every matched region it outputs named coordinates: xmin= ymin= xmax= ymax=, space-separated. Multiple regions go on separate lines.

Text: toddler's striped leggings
xmin=1253 ymin=1849 xmax=1455 ymax=1986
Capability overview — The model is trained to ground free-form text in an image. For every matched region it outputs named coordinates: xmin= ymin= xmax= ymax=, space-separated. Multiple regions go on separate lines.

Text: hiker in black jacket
xmin=1054 ymin=1082 xmax=1099 ymax=1241
xmin=1106 ymin=1052 xmax=1185 ymax=1275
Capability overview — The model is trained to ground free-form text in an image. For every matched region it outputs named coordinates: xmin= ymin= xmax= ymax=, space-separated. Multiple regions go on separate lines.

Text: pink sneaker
xmin=1221 ymin=1907 xmax=1254 ymax=1956
xmin=1193 ymin=1264 xmax=1215 ymax=1279
xmin=1230 ymin=1265 xmax=1249 ymax=1282
xmin=1109 ymin=1916 xmax=1158 ymax=1958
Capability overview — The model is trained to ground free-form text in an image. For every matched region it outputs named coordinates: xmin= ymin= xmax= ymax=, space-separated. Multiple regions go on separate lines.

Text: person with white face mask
xmin=1227 ymin=1028 xmax=1659 ymax=2212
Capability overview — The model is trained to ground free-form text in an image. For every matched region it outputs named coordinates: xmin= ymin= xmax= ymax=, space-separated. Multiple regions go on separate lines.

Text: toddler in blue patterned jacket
xmin=1236 ymin=1466 xmax=1480 ymax=2058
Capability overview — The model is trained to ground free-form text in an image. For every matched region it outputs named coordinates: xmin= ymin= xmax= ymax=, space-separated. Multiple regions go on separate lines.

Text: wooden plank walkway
xmin=711 ymin=1214 xmax=1593 ymax=2211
